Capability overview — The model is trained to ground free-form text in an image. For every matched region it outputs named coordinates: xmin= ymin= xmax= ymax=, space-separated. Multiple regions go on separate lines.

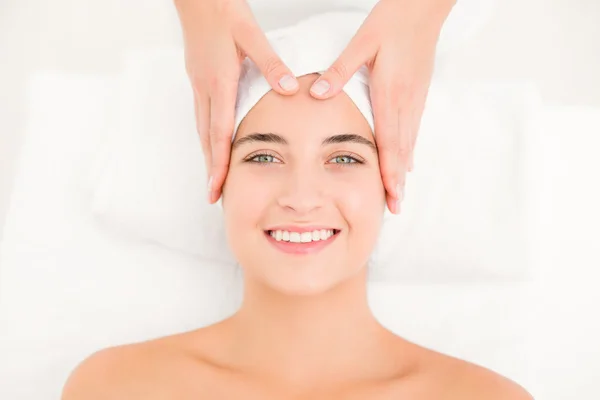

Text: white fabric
xmin=245 ymin=0 xmax=498 ymax=56
xmin=233 ymin=11 xmax=374 ymax=138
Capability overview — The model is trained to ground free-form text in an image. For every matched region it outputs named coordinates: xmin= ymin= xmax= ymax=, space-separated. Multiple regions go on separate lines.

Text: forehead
xmin=235 ymin=74 xmax=373 ymax=143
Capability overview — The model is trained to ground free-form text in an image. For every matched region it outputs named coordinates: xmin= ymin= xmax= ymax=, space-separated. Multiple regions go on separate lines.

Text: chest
xmin=141 ymin=354 xmax=450 ymax=400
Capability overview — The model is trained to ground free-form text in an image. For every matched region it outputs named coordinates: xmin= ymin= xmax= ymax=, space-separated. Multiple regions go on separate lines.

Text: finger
xmin=310 ymin=31 xmax=378 ymax=99
xmin=377 ymin=104 xmax=411 ymax=215
xmin=386 ymin=191 xmax=401 ymax=215
xmin=193 ymin=90 xmax=212 ymax=177
xmin=371 ymin=82 xmax=405 ymax=208
xmin=208 ymin=79 xmax=237 ymax=203
xmin=235 ymin=23 xmax=299 ymax=95
xmin=377 ymin=128 xmax=408 ymax=214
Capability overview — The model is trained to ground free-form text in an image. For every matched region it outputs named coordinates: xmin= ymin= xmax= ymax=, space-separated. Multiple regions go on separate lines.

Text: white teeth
xmin=268 ymin=229 xmax=336 ymax=243
xmin=300 ymin=232 xmax=312 ymax=243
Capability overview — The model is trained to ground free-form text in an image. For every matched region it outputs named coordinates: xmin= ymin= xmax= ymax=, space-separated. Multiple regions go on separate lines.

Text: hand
xmin=309 ymin=0 xmax=456 ymax=214
xmin=174 ymin=0 xmax=299 ymax=203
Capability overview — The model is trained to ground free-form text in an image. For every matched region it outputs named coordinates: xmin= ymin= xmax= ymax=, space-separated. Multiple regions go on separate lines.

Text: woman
xmin=61 ymin=69 xmax=532 ymax=398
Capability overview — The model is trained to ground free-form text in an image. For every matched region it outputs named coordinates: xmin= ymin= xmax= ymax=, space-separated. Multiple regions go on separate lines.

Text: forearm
xmin=381 ymin=0 xmax=456 ymax=27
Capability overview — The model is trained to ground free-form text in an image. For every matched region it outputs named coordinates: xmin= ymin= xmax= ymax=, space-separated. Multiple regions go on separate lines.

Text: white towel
xmin=233 ymin=11 xmax=374 ymax=139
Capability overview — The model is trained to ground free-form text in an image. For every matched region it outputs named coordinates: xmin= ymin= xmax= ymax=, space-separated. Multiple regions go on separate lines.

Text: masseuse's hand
xmin=174 ymin=0 xmax=299 ymax=202
xmin=309 ymin=0 xmax=456 ymax=214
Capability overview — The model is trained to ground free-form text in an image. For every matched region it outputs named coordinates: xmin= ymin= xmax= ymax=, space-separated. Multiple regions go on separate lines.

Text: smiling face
xmin=222 ymin=74 xmax=385 ymax=296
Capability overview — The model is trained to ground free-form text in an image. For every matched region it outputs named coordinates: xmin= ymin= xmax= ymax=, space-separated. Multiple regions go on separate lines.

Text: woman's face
xmin=222 ymin=74 xmax=385 ymax=296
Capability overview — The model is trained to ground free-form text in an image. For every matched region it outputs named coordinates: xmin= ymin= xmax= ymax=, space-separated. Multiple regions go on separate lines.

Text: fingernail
xmin=409 ymin=155 xmax=414 ymax=172
xmin=310 ymin=80 xmax=330 ymax=96
xmin=395 ymin=199 xmax=401 ymax=214
xmin=279 ymin=74 xmax=298 ymax=91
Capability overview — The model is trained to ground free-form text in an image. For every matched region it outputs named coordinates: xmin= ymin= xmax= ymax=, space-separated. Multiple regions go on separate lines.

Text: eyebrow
xmin=232 ymin=132 xmax=377 ymax=152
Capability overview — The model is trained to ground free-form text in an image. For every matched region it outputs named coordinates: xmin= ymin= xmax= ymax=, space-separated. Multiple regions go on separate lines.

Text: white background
xmin=1 ymin=0 xmax=599 ymax=399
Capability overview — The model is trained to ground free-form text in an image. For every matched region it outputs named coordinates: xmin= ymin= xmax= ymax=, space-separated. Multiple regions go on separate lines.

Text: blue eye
xmin=329 ymin=155 xmax=359 ymax=164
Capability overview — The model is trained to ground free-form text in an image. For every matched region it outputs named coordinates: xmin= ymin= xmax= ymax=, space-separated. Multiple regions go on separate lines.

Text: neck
xmin=222 ymin=267 xmax=408 ymax=388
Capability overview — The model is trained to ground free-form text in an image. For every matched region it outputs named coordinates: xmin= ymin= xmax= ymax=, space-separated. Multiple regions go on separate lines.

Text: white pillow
xmin=91 ymin=49 xmax=234 ymax=266
xmin=370 ymin=81 xmax=541 ymax=281
xmin=91 ymin=48 xmax=540 ymax=281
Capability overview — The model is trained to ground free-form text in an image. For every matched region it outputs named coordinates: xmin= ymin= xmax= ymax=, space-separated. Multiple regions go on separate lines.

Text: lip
xmin=264 ymin=228 xmax=340 ymax=255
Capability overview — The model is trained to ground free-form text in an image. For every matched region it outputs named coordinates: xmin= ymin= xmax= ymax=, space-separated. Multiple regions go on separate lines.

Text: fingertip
xmin=207 ymin=175 xmax=216 ymax=203
xmin=381 ymin=169 xmax=399 ymax=199
xmin=208 ymin=165 xmax=228 ymax=204
xmin=208 ymin=189 xmax=222 ymax=204
xmin=385 ymin=194 xmax=400 ymax=215
xmin=277 ymin=74 xmax=299 ymax=94
xmin=207 ymin=181 xmax=222 ymax=204
xmin=310 ymin=79 xmax=334 ymax=99
xmin=386 ymin=195 xmax=394 ymax=214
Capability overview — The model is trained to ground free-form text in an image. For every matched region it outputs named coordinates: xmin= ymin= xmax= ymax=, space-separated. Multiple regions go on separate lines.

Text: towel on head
xmin=233 ymin=11 xmax=375 ymax=139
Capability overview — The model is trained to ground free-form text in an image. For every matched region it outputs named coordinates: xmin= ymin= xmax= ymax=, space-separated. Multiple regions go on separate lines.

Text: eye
xmin=245 ymin=152 xmax=282 ymax=164
xmin=328 ymin=154 xmax=363 ymax=165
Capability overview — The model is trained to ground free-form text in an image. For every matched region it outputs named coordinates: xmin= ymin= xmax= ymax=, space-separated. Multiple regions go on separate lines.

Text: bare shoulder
xmin=61 ymin=333 xmax=209 ymax=400
xmin=451 ymin=360 xmax=533 ymax=399
xmin=424 ymin=350 xmax=534 ymax=400
xmin=61 ymin=343 xmax=143 ymax=400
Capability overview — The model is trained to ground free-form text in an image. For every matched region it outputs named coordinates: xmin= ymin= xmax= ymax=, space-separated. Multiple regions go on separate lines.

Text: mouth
xmin=264 ymin=228 xmax=341 ymax=255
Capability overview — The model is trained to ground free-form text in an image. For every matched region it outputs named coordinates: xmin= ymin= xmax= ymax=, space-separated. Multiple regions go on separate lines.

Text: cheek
xmin=332 ymin=167 xmax=386 ymax=217
xmin=222 ymin=166 xmax=273 ymax=233
xmin=332 ymin=169 xmax=385 ymax=266
xmin=331 ymin=168 xmax=385 ymax=253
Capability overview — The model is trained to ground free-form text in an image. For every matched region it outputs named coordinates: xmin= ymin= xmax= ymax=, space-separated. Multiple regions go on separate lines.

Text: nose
xmin=277 ymin=165 xmax=325 ymax=215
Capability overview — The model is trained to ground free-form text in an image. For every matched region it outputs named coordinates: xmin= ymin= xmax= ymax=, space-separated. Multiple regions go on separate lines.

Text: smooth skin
xmin=173 ymin=0 xmax=456 ymax=214
xmin=61 ymin=75 xmax=533 ymax=400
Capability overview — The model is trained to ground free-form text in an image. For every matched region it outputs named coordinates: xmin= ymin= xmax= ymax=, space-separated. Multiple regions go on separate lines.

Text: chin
xmin=267 ymin=277 xmax=341 ymax=297
xmin=256 ymin=259 xmax=365 ymax=297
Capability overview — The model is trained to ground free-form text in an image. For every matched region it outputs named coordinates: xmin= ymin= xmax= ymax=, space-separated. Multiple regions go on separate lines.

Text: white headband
xmin=233 ymin=11 xmax=375 ymax=140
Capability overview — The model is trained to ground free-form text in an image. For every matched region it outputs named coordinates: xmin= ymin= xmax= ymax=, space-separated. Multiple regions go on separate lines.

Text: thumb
xmin=310 ymin=32 xmax=377 ymax=99
xmin=236 ymin=25 xmax=299 ymax=95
